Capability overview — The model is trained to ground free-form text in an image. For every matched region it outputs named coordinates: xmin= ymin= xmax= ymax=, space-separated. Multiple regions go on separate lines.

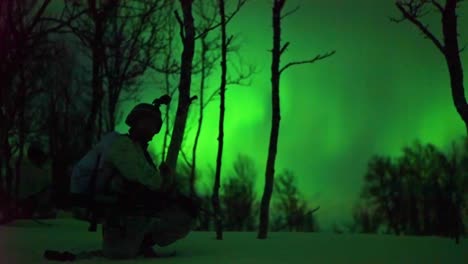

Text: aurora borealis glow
xmin=113 ymin=0 xmax=468 ymax=229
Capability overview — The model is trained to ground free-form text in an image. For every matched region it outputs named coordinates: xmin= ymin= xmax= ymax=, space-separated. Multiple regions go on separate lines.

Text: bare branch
xmin=280 ymin=5 xmax=300 ymax=20
xmin=273 ymin=206 xmax=320 ymax=231
xmin=179 ymin=145 xmax=193 ymax=168
xmin=226 ymin=35 xmax=234 ymax=47
xmin=27 ymin=0 xmax=52 ymax=33
xmin=280 ymin=42 xmax=289 ymax=55
xmin=308 ymin=206 xmax=320 ymax=215
xmin=195 ymin=0 xmax=247 ymax=39
xmin=203 ymin=88 xmax=220 ymax=109
xmin=430 ymin=0 xmax=444 ymax=13
xmin=37 ymin=10 xmax=92 ymax=43
xmin=202 ymin=64 xmax=255 ymax=109
xmin=226 ymin=62 xmax=256 ymax=87
xmin=174 ymin=10 xmax=184 ymax=40
xmin=280 ymin=50 xmax=336 ymax=74
xmin=389 ymin=16 xmax=406 ymax=23
xmin=394 ymin=2 xmax=445 ymax=54
xmin=460 ymin=43 xmax=467 ymax=53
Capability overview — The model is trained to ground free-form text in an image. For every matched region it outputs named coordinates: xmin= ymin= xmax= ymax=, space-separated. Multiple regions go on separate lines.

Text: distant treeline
xmin=171 ymin=154 xmax=319 ymax=233
xmin=346 ymin=139 xmax=467 ymax=242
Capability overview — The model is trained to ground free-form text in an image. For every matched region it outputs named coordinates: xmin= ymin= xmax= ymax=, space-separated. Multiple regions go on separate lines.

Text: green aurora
xmin=112 ymin=0 xmax=468 ymax=229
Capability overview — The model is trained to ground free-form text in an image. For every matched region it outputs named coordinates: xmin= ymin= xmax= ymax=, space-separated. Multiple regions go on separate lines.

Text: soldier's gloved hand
xmin=159 ymin=162 xmax=172 ymax=177
xmin=159 ymin=162 xmax=175 ymax=192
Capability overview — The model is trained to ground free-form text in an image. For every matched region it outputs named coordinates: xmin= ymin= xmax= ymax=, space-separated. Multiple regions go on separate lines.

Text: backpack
xmin=69 ymin=132 xmax=121 ymax=232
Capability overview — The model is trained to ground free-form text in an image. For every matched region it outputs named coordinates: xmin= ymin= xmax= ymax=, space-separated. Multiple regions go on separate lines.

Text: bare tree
xmin=439 ymin=140 xmax=466 ymax=243
xmin=189 ymin=34 xmax=210 ymax=197
xmin=166 ymin=0 xmax=249 ymax=174
xmin=0 ymin=0 xmax=52 ymax=204
xmin=361 ymin=155 xmax=404 ymax=234
xmin=101 ymin=0 xmax=172 ymax=132
xmin=212 ymin=0 xmax=250 ymax=240
xmin=393 ymin=0 xmax=467 ymax=133
xmin=41 ymin=41 xmax=79 ymax=204
xmin=58 ymin=0 xmax=117 ymax=148
xmin=257 ymin=0 xmax=335 ymax=239
xmin=188 ymin=0 xmax=220 ymax=198
xmin=0 ymin=0 xmax=82 ymax=212
xmin=221 ymin=154 xmax=257 ymax=231
xmin=212 ymin=0 xmax=228 ymax=240
xmin=270 ymin=170 xmax=319 ymax=232
xmin=85 ymin=0 xmax=111 ymax=146
xmin=188 ymin=0 xmax=252 ymax=199
xmin=357 ymin=140 xmax=468 ymax=242
xmin=165 ymin=0 xmax=197 ymax=171
xmin=55 ymin=1 xmax=170 ymax=140
xmin=159 ymin=7 xmax=180 ymax=162
xmin=351 ymin=202 xmax=381 ymax=234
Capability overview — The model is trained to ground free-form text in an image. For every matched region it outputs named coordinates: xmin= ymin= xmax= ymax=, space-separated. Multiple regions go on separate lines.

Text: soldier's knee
xmin=154 ymin=229 xmax=191 ymax=247
xmin=101 ymin=225 xmax=141 ymax=259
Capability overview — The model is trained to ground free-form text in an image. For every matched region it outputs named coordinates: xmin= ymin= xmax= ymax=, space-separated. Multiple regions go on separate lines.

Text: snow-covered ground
xmin=1 ymin=217 xmax=466 ymax=264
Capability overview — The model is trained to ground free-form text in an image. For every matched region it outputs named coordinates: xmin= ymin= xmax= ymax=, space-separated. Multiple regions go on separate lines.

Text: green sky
xmin=114 ymin=0 xmax=468 ymax=229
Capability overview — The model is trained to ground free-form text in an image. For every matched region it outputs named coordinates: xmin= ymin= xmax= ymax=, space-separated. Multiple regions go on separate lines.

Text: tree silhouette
xmin=351 ymin=202 xmax=381 ymax=234
xmin=439 ymin=139 xmax=467 ymax=243
xmin=361 ymin=155 xmax=404 ymax=234
xmin=194 ymin=193 xmax=213 ymax=231
xmin=100 ymin=0 xmax=172 ymax=132
xmin=393 ymin=0 xmax=468 ymax=134
xmin=258 ymin=0 xmax=335 ymax=239
xmin=159 ymin=17 xmax=179 ymax=163
xmin=58 ymin=1 xmax=170 ymax=141
xmin=37 ymin=41 xmax=85 ymax=206
xmin=221 ymin=154 xmax=257 ymax=231
xmin=213 ymin=0 xmax=227 ymax=240
xmin=197 ymin=0 xmax=248 ymax=240
xmin=60 ymin=0 xmax=117 ymax=148
xmin=270 ymin=170 xmax=319 ymax=232
xmin=0 ymin=0 xmax=82 ymax=213
xmin=189 ymin=5 xmax=220 ymax=197
xmin=165 ymin=0 xmax=197 ymax=171
xmin=357 ymin=139 xmax=468 ymax=243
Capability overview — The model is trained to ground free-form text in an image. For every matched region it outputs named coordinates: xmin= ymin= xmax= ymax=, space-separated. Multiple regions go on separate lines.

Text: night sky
xmin=112 ymin=0 xmax=468 ymax=229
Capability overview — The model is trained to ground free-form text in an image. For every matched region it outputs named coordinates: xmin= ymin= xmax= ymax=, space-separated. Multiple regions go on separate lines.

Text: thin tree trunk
xmin=14 ymin=69 xmax=27 ymax=206
xmin=258 ymin=0 xmax=283 ymax=239
xmin=0 ymin=75 xmax=14 ymax=200
xmin=0 ymin=154 xmax=3 ymax=192
xmin=106 ymin=6 xmax=120 ymax=133
xmin=0 ymin=74 xmax=5 ymax=193
xmin=190 ymin=36 xmax=208 ymax=197
xmin=4 ymin=137 xmax=13 ymax=198
xmin=2 ymin=136 xmax=13 ymax=219
xmin=442 ymin=1 xmax=468 ymax=134
xmin=162 ymin=84 xmax=171 ymax=161
xmin=0 ymin=81 xmax=12 ymax=198
xmin=162 ymin=5 xmax=176 ymax=161
xmin=213 ymin=0 xmax=227 ymax=240
xmin=166 ymin=0 xmax=195 ymax=171
xmin=107 ymin=81 xmax=118 ymax=132
xmin=162 ymin=51 xmax=173 ymax=161
xmin=48 ymin=93 xmax=58 ymax=202
xmin=98 ymin=101 xmax=103 ymax=138
xmin=85 ymin=2 xmax=105 ymax=149
xmin=0 ymin=0 xmax=15 ymax=201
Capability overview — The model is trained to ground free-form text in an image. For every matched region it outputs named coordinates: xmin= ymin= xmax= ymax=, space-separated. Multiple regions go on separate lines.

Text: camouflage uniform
xmin=99 ymin=134 xmax=195 ymax=259
xmin=14 ymin=147 xmax=53 ymax=218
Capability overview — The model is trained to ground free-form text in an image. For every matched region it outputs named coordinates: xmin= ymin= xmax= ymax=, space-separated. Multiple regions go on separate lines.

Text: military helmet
xmin=125 ymin=95 xmax=171 ymax=128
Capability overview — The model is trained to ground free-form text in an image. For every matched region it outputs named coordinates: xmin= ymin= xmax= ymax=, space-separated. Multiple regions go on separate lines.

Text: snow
xmin=1 ymin=217 xmax=467 ymax=264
